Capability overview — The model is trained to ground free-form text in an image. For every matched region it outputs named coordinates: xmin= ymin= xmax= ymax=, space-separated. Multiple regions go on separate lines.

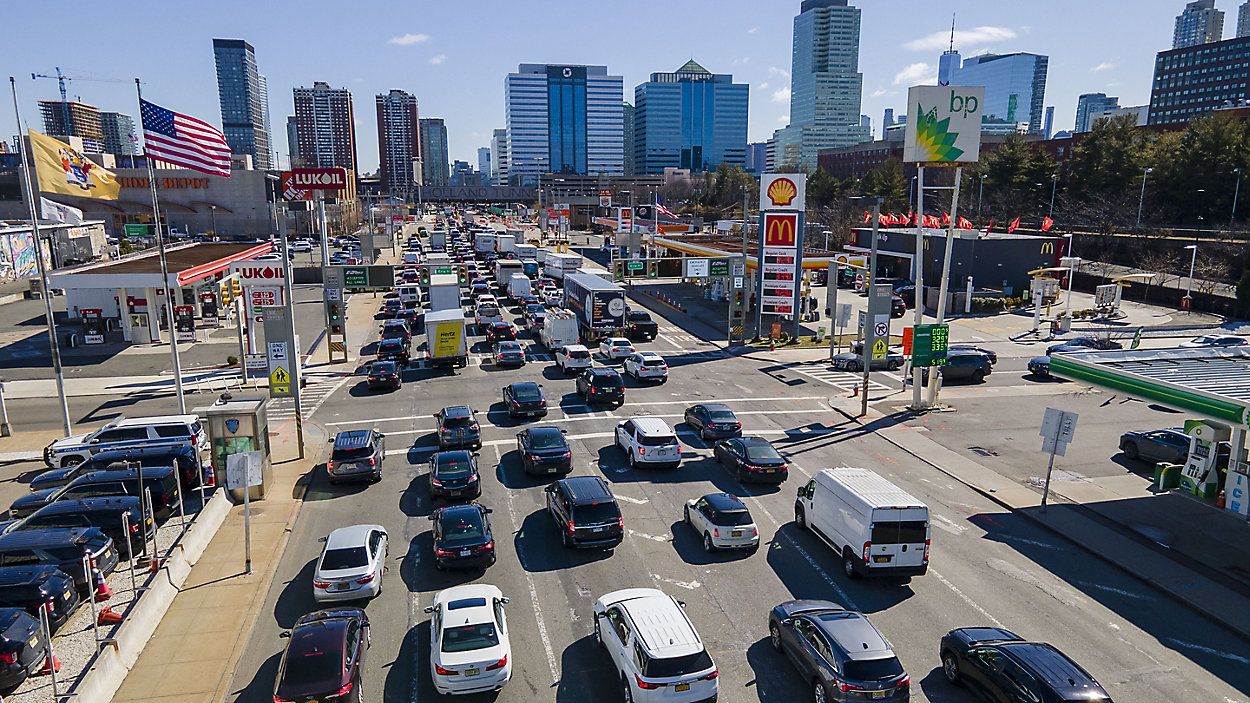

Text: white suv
xmin=615 ymin=417 xmax=682 ymax=469
xmin=623 ymin=352 xmax=668 ymax=382
xmin=44 ymin=414 xmax=207 ymax=468
xmin=594 ymin=588 xmax=718 ymax=703
xmin=554 ymin=345 xmax=593 ymax=374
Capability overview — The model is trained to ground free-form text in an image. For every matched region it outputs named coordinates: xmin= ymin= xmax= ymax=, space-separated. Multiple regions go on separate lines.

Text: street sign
xmin=872 ymin=339 xmax=888 ymax=360
xmin=225 ymin=451 xmax=263 ymax=490
xmin=874 ymin=321 xmax=889 ymax=338
xmin=684 ymin=258 xmax=710 ymax=278
xmin=902 ymin=327 xmax=914 ymax=355
xmin=627 ymin=260 xmax=644 ymax=271
xmin=327 ymin=265 xmax=395 ymax=291
xmin=323 ymin=267 xmax=344 ymax=288
xmin=912 ymin=324 xmax=950 ymax=367
xmin=1040 ymin=407 xmax=1079 ymax=445
xmin=733 ymin=276 xmax=744 ymax=290
xmin=836 ymin=304 xmax=853 ymax=328
xmin=709 ymin=259 xmax=731 ymax=278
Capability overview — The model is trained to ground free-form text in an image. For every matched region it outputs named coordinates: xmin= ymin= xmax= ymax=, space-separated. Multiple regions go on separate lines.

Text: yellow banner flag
xmin=28 ymin=130 xmax=120 ymax=200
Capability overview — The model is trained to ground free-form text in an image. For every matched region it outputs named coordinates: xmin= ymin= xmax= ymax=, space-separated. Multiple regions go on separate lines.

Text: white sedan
xmin=623 ymin=352 xmax=668 ymax=382
xmin=426 ymin=584 xmax=513 ymax=695
xmin=313 ymin=524 xmax=388 ymax=602
xmin=1179 ymin=334 xmax=1248 ymax=348
xmin=599 ymin=337 xmax=636 ymax=360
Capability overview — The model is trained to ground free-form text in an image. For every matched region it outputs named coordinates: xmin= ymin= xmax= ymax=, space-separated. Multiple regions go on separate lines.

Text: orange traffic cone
xmin=35 ymin=654 xmax=61 ymax=676
xmin=97 ymin=607 xmax=123 ymax=626
xmin=94 ymin=572 xmax=113 ymax=602
xmin=202 ymin=463 xmax=216 ymax=488
xmin=148 ymin=557 xmax=164 ymax=575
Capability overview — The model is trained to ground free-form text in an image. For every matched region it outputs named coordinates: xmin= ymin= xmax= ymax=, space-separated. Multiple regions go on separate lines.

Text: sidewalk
xmin=826 ymin=395 xmax=1250 ymax=643
xmin=109 ymin=422 xmax=326 ymax=703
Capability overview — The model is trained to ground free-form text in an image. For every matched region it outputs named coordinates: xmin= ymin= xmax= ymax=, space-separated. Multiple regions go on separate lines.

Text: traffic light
xmin=647 ymin=260 xmax=659 ymax=279
xmin=457 ymin=265 xmax=468 ymax=285
xmin=613 ymin=260 xmax=625 ymax=281
xmin=733 ymin=290 xmax=746 ymax=307
xmin=419 ymin=266 xmax=431 ymax=286
xmin=327 ymin=301 xmax=342 ymax=324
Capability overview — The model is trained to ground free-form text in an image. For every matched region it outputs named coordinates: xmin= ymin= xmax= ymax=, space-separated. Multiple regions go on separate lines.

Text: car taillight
xmin=486 ymin=654 xmax=508 ymax=671
xmin=470 ymin=422 xmax=480 ymax=431
xmin=635 ymin=674 xmax=664 ymax=690
xmin=431 ymin=476 xmax=443 ymax=487
xmin=43 ymin=598 xmax=56 ymax=612
xmin=923 ymin=538 xmax=931 ymax=564
xmin=751 ymin=527 xmax=759 ymax=537
xmin=839 ymin=680 xmax=865 ymax=693
xmin=863 ymin=541 xmax=872 ymax=563
xmin=745 ymin=464 xmax=759 ymax=472
xmin=435 ymin=663 xmax=459 ymax=676
xmin=539 ymin=399 xmax=547 ymax=407
xmin=313 ymin=580 xmax=330 ymax=589
xmin=476 ymin=540 xmax=494 ymax=552
xmin=701 ymin=669 xmax=719 ymax=680
xmin=562 ymin=451 xmax=572 ymax=459
xmin=567 ymin=522 xmax=577 ymax=535
xmin=713 ymin=528 xmax=720 ymax=537
xmin=436 ymin=548 xmax=454 ymax=557
xmin=897 ymin=676 xmax=910 ymax=688
xmin=129 ymin=521 xmax=141 ymax=533
xmin=327 ymin=459 xmax=334 ymax=471
xmin=0 ymin=651 xmax=16 ymax=665
xmin=617 ymin=516 xmax=624 ymax=529
xmin=355 ymin=573 xmax=375 ymax=584
xmin=778 ymin=464 xmax=789 ymax=472
xmin=367 ymin=457 xmax=377 ymax=466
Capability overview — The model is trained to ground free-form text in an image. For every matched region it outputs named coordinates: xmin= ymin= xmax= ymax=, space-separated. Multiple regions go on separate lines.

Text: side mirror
xmin=560 ymin=429 xmax=568 ymax=434
xmin=376 ymin=433 xmax=386 ymax=440
xmin=595 ymin=611 xmax=608 ymax=619
xmin=483 ymin=507 xmax=493 ymax=514
xmin=422 ymin=606 xmax=435 ymax=614
xmin=544 ymin=485 xmax=555 ymax=493
xmin=279 ymin=631 xmax=291 ymax=639
xmin=499 ymin=597 xmax=510 ymax=605
xmin=427 ymin=514 xmax=438 ymax=520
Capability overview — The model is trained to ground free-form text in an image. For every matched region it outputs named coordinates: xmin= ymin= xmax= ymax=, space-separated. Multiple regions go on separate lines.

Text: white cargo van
xmin=541 ymin=308 xmax=580 ymax=350
xmin=794 ymin=468 xmax=930 ymax=580
xmin=397 ymin=285 xmax=423 ymax=307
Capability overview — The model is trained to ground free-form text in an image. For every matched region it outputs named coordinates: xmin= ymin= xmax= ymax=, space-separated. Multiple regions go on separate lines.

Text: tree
xmin=859 ymin=158 xmax=909 ymax=211
xmin=974 ymin=136 xmax=1056 ymax=222
xmin=1068 ymin=115 xmax=1150 ymax=198
xmin=1149 ymin=113 xmax=1250 ymax=225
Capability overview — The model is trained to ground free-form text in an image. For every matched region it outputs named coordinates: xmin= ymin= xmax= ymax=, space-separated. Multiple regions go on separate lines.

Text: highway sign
xmin=709 ymin=258 xmax=731 ymax=277
xmin=685 ymin=258 xmax=710 ymax=278
xmin=627 ymin=260 xmax=644 ymax=271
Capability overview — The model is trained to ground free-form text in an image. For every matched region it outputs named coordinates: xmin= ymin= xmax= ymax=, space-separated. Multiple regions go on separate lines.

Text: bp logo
xmin=225 ymin=418 xmax=240 ymax=434
xmin=912 ymin=103 xmax=966 ymax=163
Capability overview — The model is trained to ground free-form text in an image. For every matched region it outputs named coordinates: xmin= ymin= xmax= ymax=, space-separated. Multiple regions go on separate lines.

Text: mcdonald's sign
xmin=1040 ymin=242 xmax=1056 ymax=255
xmin=763 ymin=212 xmax=799 ymax=248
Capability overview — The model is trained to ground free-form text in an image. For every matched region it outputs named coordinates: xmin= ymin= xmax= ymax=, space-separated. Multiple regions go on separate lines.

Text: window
xmin=0 ymin=550 xmax=40 ymax=567
xmin=607 ymin=607 xmax=631 ymax=645
xmin=154 ymin=425 xmax=192 ymax=439
xmin=94 ymin=428 xmax=149 ymax=443
xmin=870 ymin=520 xmax=927 ymax=545
xmin=368 ymin=531 xmax=384 ymax=556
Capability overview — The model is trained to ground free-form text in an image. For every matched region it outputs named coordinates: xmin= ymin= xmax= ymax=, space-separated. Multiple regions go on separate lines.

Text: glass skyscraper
xmin=505 ymin=64 xmax=623 ymax=185
xmin=419 ymin=118 xmax=450 ymax=187
xmin=212 ymin=38 xmax=272 ymax=169
xmin=772 ymin=0 xmax=871 ymax=172
xmin=946 ymin=52 xmax=1050 ymax=134
xmin=633 ymin=61 xmax=748 ymax=174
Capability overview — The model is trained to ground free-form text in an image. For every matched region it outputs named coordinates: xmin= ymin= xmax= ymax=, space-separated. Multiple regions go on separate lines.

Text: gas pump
xmin=1180 ymin=420 xmax=1231 ymax=501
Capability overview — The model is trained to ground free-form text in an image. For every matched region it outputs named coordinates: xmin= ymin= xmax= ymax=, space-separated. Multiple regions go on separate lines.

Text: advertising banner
xmin=616 ymin=207 xmax=633 ymax=233
xmin=903 ymin=86 xmax=986 ymax=164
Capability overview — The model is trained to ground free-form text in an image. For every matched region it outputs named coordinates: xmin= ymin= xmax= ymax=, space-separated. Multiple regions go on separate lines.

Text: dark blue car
xmin=768 ymin=600 xmax=910 ymax=701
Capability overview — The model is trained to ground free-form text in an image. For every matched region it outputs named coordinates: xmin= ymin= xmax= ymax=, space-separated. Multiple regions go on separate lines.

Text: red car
xmin=274 ymin=608 xmax=369 ymax=703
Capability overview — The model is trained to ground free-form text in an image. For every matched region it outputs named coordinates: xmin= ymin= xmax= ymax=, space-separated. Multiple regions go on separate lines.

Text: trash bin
xmin=1154 ymin=462 xmax=1181 ymax=490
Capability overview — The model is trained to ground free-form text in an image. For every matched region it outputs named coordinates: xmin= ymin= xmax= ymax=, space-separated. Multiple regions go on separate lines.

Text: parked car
xmin=430 ymin=503 xmax=495 ymax=570
xmin=1179 ymin=334 xmax=1248 ymax=348
xmin=576 ymin=368 xmax=625 ymax=407
xmin=1119 ymin=428 xmax=1190 ymax=464
xmin=545 ymin=476 xmax=623 ymax=549
xmin=939 ymin=627 xmax=1112 ymax=703
xmin=714 ymin=436 xmax=789 ymax=483
xmin=313 ymin=525 xmax=388 ymax=603
xmin=516 ymin=427 xmax=573 ymax=476
xmin=0 ymin=607 xmax=50 ymax=692
xmin=0 ymin=565 xmax=80 ymax=634
xmin=593 ymin=588 xmax=718 ymax=703
xmin=492 ymin=341 xmax=527 ymax=368
xmin=891 ymin=295 xmax=907 ymax=318
xmin=769 ymin=600 xmax=910 ymax=702
xmin=1027 ymin=355 xmax=1053 ymax=378
xmin=599 ymin=337 xmax=636 ymax=360
xmin=1047 ymin=337 xmax=1121 ymax=355
xmin=11 ymin=466 xmax=181 ymax=522
xmin=684 ymin=493 xmax=759 ymax=553
xmin=10 ymin=496 xmax=152 ymax=559
xmin=425 ymin=584 xmax=513 ymax=695
xmin=0 ymin=527 xmax=117 ymax=598
xmin=921 ymin=350 xmax=993 ymax=384
xmin=950 ymin=345 xmax=998 ymax=365
xmin=366 ymin=361 xmax=403 ymax=392
xmin=830 ymin=349 xmax=904 ymax=372
xmin=327 ymin=430 xmax=385 ymax=485
xmin=428 ymin=451 xmax=482 ymax=501
xmin=683 ymin=403 xmax=742 ymax=441
xmin=624 ymin=310 xmax=658 ymax=341
xmin=274 ymin=608 xmax=369 ymax=703
xmin=616 ymin=417 xmax=682 ymax=469
xmin=43 ymin=414 xmax=207 ymax=469
xmin=436 ymin=406 xmax=482 ymax=450
xmin=502 ymin=382 xmax=546 ymax=419
xmin=623 ymin=352 xmax=668 ymax=382
xmin=375 ymin=338 xmax=411 ymax=367
xmin=33 ymin=443 xmax=203 ymax=493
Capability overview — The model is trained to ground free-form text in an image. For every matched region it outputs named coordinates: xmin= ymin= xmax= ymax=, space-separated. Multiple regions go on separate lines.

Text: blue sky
xmin=1 ymin=0 xmax=1205 ymax=172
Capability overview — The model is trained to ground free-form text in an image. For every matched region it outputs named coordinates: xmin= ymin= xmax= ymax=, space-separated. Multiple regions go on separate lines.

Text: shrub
xmin=226 ymin=355 xmax=239 ymax=367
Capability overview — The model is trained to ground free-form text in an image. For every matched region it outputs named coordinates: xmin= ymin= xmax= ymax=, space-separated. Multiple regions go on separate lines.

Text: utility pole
xmin=925 ymin=168 xmax=963 ymax=407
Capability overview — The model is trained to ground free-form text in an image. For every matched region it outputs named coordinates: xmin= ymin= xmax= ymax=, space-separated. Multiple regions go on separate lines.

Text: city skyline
xmin=0 ymin=0 xmax=1229 ymax=173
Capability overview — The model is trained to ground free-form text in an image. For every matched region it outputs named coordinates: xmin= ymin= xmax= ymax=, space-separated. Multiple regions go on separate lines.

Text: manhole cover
xmin=969 ymin=446 xmax=998 ymax=457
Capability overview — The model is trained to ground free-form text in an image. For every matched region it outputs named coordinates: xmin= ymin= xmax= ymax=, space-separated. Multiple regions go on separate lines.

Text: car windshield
xmin=321 ymin=547 xmax=369 ymax=570
xmin=643 ymin=649 xmax=714 ymax=678
xmin=572 ymin=502 xmax=620 ymax=523
xmin=528 ymin=431 xmax=566 ymax=450
xmin=842 ymin=656 xmax=905 ymax=682
xmin=435 ymin=455 xmax=474 ymax=478
xmin=745 ymin=442 xmax=782 ymax=462
xmin=441 ymin=622 xmax=500 ymax=653
xmin=439 ymin=512 xmax=486 ymax=545
xmin=710 ymin=509 xmax=753 ymax=527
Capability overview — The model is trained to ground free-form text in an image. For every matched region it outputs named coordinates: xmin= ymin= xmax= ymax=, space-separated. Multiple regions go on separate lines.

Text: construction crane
xmin=30 ymin=68 xmax=126 ymax=139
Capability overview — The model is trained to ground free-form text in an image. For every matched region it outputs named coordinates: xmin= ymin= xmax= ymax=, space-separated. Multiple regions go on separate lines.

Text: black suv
xmin=0 ymin=565 xmax=80 ymax=634
xmin=576 ymin=368 xmax=625 ymax=408
xmin=435 ymin=406 xmax=481 ymax=450
xmin=12 ymin=497 xmax=152 ymax=560
xmin=922 ymin=350 xmax=993 ymax=384
xmin=427 ymin=451 xmax=481 ymax=501
xmin=328 ymin=430 xmax=385 ymax=484
xmin=516 ymin=427 xmax=572 ymax=476
xmin=544 ymin=476 xmax=623 ymax=549
xmin=376 ymin=337 xmax=411 ymax=366
xmin=0 ymin=607 xmax=49 ymax=692
xmin=940 ymin=627 xmax=1113 ymax=703
xmin=11 ymin=466 xmax=181 ymax=523
xmin=32 ymin=443 xmax=202 ymax=493
xmin=624 ymin=310 xmax=658 ymax=341
xmin=0 ymin=528 xmax=118 ymax=598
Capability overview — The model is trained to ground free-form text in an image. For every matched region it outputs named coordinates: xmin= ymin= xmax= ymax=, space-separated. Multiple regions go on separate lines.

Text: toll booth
xmin=196 ymin=396 xmax=272 ymax=501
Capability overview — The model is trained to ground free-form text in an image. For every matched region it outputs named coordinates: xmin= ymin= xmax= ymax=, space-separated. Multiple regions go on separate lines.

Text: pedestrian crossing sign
xmin=872 ymin=339 xmax=888 ymax=360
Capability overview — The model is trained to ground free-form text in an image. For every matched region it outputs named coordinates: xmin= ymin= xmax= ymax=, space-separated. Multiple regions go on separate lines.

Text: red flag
xmin=985 ymin=220 xmax=995 ymax=234
xmin=941 ymin=212 xmax=952 ymax=225
xmin=1007 ymin=216 xmax=1022 ymax=234
xmin=904 ymin=212 xmax=914 ymax=226
xmin=863 ymin=211 xmax=872 ymax=224
xmin=958 ymin=216 xmax=974 ymax=229
xmin=1041 ymin=216 xmax=1054 ymax=232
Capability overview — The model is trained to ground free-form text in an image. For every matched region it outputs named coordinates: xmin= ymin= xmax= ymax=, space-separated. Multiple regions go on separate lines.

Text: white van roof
xmin=817 ymin=468 xmax=926 ymax=510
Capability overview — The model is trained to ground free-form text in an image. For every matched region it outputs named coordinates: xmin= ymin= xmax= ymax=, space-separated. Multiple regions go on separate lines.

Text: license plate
xmin=871 ymin=691 xmax=887 ymax=699
xmin=731 ymin=530 xmax=743 ymax=537
xmin=459 ymin=550 xmax=472 ymax=557
xmin=675 ymin=683 xmax=690 ymax=692
xmin=593 ymin=527 xmax=604 ymax=532
xmin=873 ymin=555 xmax=892 ymax=563
xmin=63 ymin=590 xmax=72 ymax=601
xmin=332 ymin=583 xmax=349 ymax=591
xmin=29 ymin=636 xmax=38 ymax=649
xmin=465 ymin=668 xmax=480 ymax=677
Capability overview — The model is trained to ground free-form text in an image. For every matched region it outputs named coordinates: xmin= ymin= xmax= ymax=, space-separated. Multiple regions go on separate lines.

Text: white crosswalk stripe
xmin=784 ymin=364 xmax=892 ymax=393
xmin=267 ymin=377 xmax=348 ymax=421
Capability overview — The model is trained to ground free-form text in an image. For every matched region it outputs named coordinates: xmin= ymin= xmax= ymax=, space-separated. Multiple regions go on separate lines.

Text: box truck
xmin=475 ymin=233 xmax=496 ymax=255
xmin=541 ymin=308 xmax=581 ymax=349
xmin=563 ymin=273 xmax=626 ymax=341
xmin=424 ymin=309 xmax=468 ymax=369
xmin=427 ymin=274 xmax=462 ymax=312
xmin=495 ymin=259 xmax=524 ymax=286
xmin=543 ymin=253 xmax=583 ymax=281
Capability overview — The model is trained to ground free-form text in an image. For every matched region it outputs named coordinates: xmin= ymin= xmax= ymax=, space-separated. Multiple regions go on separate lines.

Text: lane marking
xmin=386 ymin=428 xmax=845 ymax=457
xmin=1075 ymin=582 xmax=1151 ymax=600
xmin=356 ymin=409 xmax=834 ymax=436
xmin=615 ymin=495 xmax=649 ymax=505
xmin=932 ymin=514 xmax=969 ymax=536
xmin=629 ymin=529 xmax=671 ymax=543
xmin=932 ymin=570 xmax=1005 ymax=628
xmin=1162 ymin=639 xmax=1250 ymax=664
xmin=651 ymin=574 xmax=701 ymax=590
xmin=494 ymin=445 xmax=559 ymax=684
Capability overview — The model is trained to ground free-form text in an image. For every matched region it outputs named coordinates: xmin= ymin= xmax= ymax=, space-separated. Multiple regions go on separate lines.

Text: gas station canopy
xmin=1051 ymin=348 xmax=1250 ymax=428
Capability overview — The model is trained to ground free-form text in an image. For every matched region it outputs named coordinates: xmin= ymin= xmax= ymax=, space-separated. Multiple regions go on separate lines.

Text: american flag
xmin=655 ymin=202 xmax=678 ymax=220
xmin=139 ymin=99 xmax=231 ymax=177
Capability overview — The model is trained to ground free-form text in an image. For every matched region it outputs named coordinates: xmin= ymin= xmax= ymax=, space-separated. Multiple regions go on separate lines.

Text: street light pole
xmin=1136 ymin=167 xmax=1153 ymax=228
xmin=1048 ymin=174 xmax=1058 ymax=218
xmin=978 ymin=174 xmax=987 ymax=216
xmin=1184 ymin=244 xmax=1198 ymax=308
xmin=1231 ymin=168 xmax=1243 ymax=231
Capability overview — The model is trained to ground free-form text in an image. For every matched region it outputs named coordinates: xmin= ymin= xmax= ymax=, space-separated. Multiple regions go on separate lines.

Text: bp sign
xmin=912 ymin=324 xmax=950 ymax=367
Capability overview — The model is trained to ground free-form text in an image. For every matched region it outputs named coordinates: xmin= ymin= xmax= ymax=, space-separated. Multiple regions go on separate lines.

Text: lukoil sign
xmin=903 ymin=85 xmax=986 ymax=164
xmin=231 ymin=262 xmax=285 ymax=282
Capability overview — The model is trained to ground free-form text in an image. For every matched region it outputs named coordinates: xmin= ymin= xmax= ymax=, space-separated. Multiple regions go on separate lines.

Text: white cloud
xmin=429 ymin=54 xmax=446 ymax=65
xmin=871 ymin=88 xmax=888 ymax=98
xmin=904 ymin=25 xmax=1016 ymax=52
xmin=776 ymin=115 xmax=790 ymax=124
xmin=771 ymin=87 xmax=792 ymax=104
xmin=893 ymin=63 xmax=936 ymax=86
xmin=748 ymin=27 xmax=758 ymax=34
xmin=768 ymin=66 xmax=791 ymax=79
xmin=757 ymin=82 xmax=770 ymax=91
xmin=388 ymin=33 xmax=430 ymax=46
xmin=732 ymin=56 xmax=751 ymax=66
xmin=1092 ymin=61 xmax=1117 ymax=73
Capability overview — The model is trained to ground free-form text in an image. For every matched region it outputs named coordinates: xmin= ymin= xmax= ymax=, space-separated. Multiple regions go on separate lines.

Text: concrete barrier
xmin=62 ymin=489 xmax=232 ymax=703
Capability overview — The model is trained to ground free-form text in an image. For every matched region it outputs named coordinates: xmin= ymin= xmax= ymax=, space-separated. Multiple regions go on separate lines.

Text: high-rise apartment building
xmin=292 ymin=82 xmax=358 ymax=174
xmin=419 ymin=118 xmax=450 ymax=187
xmin=1150 ymin=35 xmax=1250 ymax=125
xmin=491 ymin=128 xmax=509 ymax=186
xmin=1174 ymin=0 xmax=1225 ymax=49
xmin=746 ymin=142 xmax=768 ymax=174
xmin=478 ymin=147 xmax=492 ymax=180
xmin=285 ymin=116 xmax=299 ymax=167
xmin=505 ymin=64 xmax=624 ymax=185
xmin=945 ymin=52 xmax=1050 ymax=134
xmin=1075 ymin=93 xmax=1120 ymax=132
xmin=1043 ymin=106 xmax=1055 ymax=139
xmin=772 ymin=0 xmax=871 ymax=171
xmin=375 ymin=90 xmax=422 ymax=194
xmin=1239 ymin=1 xmax=1250 ymax=37
xmin=623 ymin=102 xmax=636 ymax=176
xmin=213 ymin=39 xmax=272 ymax=169
xmin=99 ymin=112 xmax=137 ymax=155
xmin=882 ymin=108 xmax=895 ymax=130
xmin=38 ymin=100 xmax=104 ymax=152
xmin=633 ymin=61 xmax=748 ymax=174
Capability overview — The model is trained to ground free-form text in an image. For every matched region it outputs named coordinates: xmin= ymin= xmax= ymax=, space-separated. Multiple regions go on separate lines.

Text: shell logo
xmin=767 ymin=177 xmax=798 ymax=207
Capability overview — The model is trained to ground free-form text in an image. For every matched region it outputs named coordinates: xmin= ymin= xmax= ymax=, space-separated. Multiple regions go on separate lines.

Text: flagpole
xmin=135 ymin=79 xmax=187 ymax=415
xmin=9 ymin=77 xmax=72 ymax=435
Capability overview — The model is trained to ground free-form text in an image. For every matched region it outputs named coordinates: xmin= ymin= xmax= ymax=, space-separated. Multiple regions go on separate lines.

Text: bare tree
xmin=1134 ymin=249 xmax=1183 ymax=302
xmin=1193 ymin=251 xmax=1233 ymax=296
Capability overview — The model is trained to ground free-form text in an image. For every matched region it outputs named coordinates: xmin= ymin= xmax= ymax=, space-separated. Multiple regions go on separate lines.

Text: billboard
xmin=902 ymin=86 xmax=986 ymax=164
xmin=617 ymin=207 xmax=633 ymax=233
xmin=760 ymin=174 xmax=807 ymax=212
xmin=763 ymin=212 xmax=799 ymax=248
xmin=280 ymin=167 xmax=349 ymax=200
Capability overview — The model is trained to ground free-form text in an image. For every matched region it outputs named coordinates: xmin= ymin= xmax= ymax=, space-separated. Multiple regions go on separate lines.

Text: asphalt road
xmin=227 ymin=295 xmax=1250 ymax=703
